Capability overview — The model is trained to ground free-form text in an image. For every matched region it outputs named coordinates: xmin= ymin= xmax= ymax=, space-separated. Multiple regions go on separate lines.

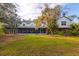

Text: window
xmin=61 ymin=21 xmax=66 ymax=26
xmin=23 ymin=24 xmax=25 ymax=26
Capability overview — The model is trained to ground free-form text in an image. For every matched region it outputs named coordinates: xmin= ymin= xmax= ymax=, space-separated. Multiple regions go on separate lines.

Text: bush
xmin=56 ymin=23 xmax=79 ymax=36
xmin=56 ymin=31 xmax=65 ymax=35
xmin=0 ymin=23 xmax=4 ymax=35
xmin=0 ymin=28 xmax=4 ymax=35
xmin=66 ymin=23 xmax=79 ymax=36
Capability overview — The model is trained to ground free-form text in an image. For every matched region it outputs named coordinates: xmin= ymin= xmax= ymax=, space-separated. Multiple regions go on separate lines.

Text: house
xmin=6 ymin=15 xmax=73 ymax=34
xmin=18 ymin=20 xmax=35 ymax=28
xmin=57 ymin=16 xmax=73 ymax=31
xmin=17 ymin=20 xmax=47 ymax=33
xmin=6 ymin=19 xmax=47 ymax=34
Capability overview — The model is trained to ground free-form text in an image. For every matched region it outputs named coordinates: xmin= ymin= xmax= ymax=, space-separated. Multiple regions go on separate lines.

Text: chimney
xmin=62 ymin=12 xmax=66 ymax=17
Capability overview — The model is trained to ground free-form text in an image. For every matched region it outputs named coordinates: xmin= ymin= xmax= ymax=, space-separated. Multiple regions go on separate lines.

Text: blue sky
xmin=64 ymin=3 xmax=79 ymax=16
xmin=17 ymin=3 xmax=79 ymax=22
xmin=64 ymin=3 xmax=79 ymax=22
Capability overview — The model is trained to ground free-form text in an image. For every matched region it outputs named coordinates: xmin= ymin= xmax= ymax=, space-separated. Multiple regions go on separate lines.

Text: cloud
xmin=17 ymin=3 xmax=66 ymax=20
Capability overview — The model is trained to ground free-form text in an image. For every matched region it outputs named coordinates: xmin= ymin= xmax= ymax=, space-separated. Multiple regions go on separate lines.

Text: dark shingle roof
xmin=65 ymin=16 xmax=73 ymax=21
xmin=60 ymin=16 xmax=73 ymax=21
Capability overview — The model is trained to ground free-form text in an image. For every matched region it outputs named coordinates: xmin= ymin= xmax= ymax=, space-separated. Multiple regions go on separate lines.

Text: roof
xmin=60 ymin=16 xmax=73 ymax=21
xmin=65 ymin=16 xmax=73 ymax=21
xmin=22 ymin=20 xmax=34 ymax=24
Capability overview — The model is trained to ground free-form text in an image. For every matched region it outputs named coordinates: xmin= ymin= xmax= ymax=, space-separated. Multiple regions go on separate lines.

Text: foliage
xmin=41 ymin=4 xmax=61 ymax=34
xmin=56 ymin=31 xmax=65 ymax=35
xmin=0 ymin=22 xmax=4 ymax=35
xmin=0 ymin=3 xmax=21 ymax=34
xmin=56 ymin=23 xmax=79 ymax=36
xmin=34 ymin=4 xmax=66 ymax=35
xmin=66 ymin=23 xmax=79 ymax=36
xmin=0 ymin=3 xmax=21 ymax=27
xmin=34 ymin=18 xmax=41 ymax=29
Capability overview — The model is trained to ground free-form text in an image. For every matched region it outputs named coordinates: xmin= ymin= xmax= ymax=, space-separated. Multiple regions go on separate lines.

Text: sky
xmin=64 ymin=3 xmax=79 ymax=22
xmin=17 ymin=3 xmax=44 ymax=20
xmin=64 ymin=3 xmax=79 ymax=16
xmin=17 ymin=3 xmax=65 ymax=20
xmin=17 ymin=3 xmax=79 ymax=22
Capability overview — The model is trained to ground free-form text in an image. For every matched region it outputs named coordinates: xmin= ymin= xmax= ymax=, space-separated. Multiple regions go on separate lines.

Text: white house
xmin=18 ymin=16 xmax=73 ymax=29
xmin=17 ymin=20 xmax=47 ymax=33
xmin=18 ymin=20 xmax=47 ymax=28
xmin=57 ymin=16 xmax=73 ymax=29
xmin=6 ymin=16 xmax=73 ymax=34
xmin=18 ymin=20 xmax=35 ymax=28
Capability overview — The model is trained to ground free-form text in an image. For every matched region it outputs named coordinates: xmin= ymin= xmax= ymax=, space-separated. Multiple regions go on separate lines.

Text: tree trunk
xmin=46 ymin=28 xmax=50 ymax=35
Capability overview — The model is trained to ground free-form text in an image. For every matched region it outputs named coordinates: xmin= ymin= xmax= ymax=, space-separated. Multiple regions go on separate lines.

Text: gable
xmin=59 ymin=17 xmax=71 ymax=22
xmin=57 ymin=17 xmax=72 ymax=28
xmin=18 ymin=22 xmax=35 ymax=28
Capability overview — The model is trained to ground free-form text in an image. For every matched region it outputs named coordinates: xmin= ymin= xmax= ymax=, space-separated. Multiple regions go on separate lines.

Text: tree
xmin=34 ymin=16 xmax=42 ymax=33
xmin=0 ymin=3 xmax=21 ymax=34
xmin=34 ymin=17 xmax=42 ymax=29
xmin=0 ymin=3 xmax=17 ymax=22
xmin=34 ymin=4 xmax=61 ymax=34
xmin=41 ymin=4 xmax=61 ymax=34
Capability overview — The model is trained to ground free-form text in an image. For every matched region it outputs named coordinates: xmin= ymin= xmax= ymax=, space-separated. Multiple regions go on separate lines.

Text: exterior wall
xmin=18 ymin=17 xmax=72 ymax=29
xmin=57 ymin=17 xmax=72 ymax=28
xmin=18 ymin=22 xmax=35 ymax=28
xmin=18 ymin=21 xmax=47 ymax=28
xmin=5 ymin=17 xmax=74 ymax=34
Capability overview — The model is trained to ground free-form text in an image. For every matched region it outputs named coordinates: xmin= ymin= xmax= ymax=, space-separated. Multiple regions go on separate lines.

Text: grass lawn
xmin=0 ymin=34 xmax=79 ymax=56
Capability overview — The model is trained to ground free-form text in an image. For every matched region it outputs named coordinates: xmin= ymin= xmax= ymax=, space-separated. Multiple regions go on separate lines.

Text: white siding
xmin=18 ymin=17 xmax=72 ymax=29
xmin=18 ymin=21 xmax=47 ymax=28
xmin=18 ymin=22 xmax=36 ymax=28
xmin=57 ymin=17 xmax=72 ymax=28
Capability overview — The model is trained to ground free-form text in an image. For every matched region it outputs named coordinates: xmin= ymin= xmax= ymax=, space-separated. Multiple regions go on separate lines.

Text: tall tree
xmin=0 ymin=3 xmax=21 ymax=34
xmin=35 ymin=4 xmax=61 ymax=34
xmin=41 ymin=4 xmax=61 ymax=34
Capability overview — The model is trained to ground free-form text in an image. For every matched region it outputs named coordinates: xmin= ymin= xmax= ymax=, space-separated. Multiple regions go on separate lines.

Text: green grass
xmin=0 ymin=22 xmax=4 ymax=35
xmin=0 ymin=34 xmax=79 ymax=56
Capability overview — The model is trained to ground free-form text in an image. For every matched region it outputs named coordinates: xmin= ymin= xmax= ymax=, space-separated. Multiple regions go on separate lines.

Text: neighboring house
xmin=57 ymin=16 xmax=73 ymax=29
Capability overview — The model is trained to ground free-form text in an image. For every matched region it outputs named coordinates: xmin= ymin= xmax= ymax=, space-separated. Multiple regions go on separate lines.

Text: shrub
xmin=0 ymin=23 xmax=4 ymax=35
xmin=66 ymin=23 xmax=79 ymax=36
xmin=56 ymin=23 xmax=79 ymax=36
xmin=56 ymin=31 xmax=65 ymax=35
